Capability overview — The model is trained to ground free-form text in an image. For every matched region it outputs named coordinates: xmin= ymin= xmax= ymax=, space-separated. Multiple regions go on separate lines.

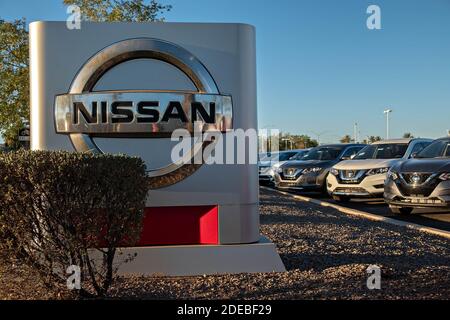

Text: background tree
xmin=63 ymin=0 xmax=172 ymax=22
xmin=294 ymin=134 xmax=319 ymax=149
xmin=0 ymin=19 xmax=29 ymax=149
xmin=0 ymin=1 xmax=171 ymax=148
xmin=279 ymin=133 xmax=318 ymax=150
xmin=366 ymin=135 xmax=382 ymax=143
xmin=403 ymin=132 xmax=414 ymax=139
xmin=340 ymin=134 xmax=353 ymax=143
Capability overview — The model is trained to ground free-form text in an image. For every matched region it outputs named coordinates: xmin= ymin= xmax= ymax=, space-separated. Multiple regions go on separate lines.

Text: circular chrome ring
xmin=68 ymin=38 xmax=219 ymax=189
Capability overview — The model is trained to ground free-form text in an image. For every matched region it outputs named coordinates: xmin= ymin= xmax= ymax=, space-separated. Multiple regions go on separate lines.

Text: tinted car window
xmin=410 ymin=142 xmax=430 ymax=157
xmin=302 ymin=147 xmax=345 ymax=161
xmin=291 ymin=150 xmax=309 ymax=160
xmin=354 ymin=144 xmax=408 ymax=160
xmin=417 ymin=140 xmax=450 ymax=158
xmin=260 ymin=153 xmax=278 ymax=161
xmin=341 ymin=147 xmax=363 ymax=159
xmin=279 ymin=152 xmax=298 ymax=161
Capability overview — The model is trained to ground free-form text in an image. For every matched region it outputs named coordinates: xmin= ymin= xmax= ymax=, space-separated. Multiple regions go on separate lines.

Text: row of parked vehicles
xmin=259 ymin=137 xmax=450 ymax=214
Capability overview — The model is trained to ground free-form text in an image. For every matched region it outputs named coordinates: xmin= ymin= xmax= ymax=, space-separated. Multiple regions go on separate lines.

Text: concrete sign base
xmin=112 ymin=237 xmax=286 ymax=276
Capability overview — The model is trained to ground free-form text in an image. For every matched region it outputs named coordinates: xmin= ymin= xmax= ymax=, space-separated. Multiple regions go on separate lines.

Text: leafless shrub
xmin=0 ymin=150 xmax=148 ymax=297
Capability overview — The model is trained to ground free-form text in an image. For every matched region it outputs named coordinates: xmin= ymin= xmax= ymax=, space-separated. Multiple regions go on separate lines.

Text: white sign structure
xmin=29 ymin=22 xmax=285 ymax=276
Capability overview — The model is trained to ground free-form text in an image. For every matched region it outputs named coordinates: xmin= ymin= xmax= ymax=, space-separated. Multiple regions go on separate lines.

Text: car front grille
xmin=277 ymin=181 xmax=301 ymax=188
xmin=334 ymin=187 xmax=368 ymax=194
xmin=401 ymin=173 xmax=433 ymax=185
xmin=337 ymin=169 xmax=367 ymax=184
xmin=393 ymin=196 xmax=445 ymax=205
xmin=396 ymin=173 xmax=440 ymax=197
xmin=281 ymin=168 xmax=302 ymax=180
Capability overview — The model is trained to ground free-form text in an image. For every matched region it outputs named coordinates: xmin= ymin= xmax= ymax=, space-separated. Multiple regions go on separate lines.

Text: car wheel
xmin=389 ymin=206 xmax=413 ymax=215
xmin=332 ymin=195 xmax=351 ymax=202
xmin=320 ymin=177 xmax=329 ymax=195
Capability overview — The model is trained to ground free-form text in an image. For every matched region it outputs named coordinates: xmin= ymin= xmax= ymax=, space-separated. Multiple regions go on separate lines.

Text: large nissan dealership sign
xmin=30 ymin=22 xmax=284 ymax=275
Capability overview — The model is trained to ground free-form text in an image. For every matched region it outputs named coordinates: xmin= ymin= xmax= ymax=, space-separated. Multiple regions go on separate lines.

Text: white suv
xmin=327 ymin=138 xmax=433 ymax=202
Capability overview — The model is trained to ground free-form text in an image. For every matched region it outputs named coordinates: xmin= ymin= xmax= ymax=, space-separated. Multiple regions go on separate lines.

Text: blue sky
xmin=1 ymin=0 xmax=450 ymax=143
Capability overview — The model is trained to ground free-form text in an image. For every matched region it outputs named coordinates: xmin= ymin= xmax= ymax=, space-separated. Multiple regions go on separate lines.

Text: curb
xmin=262 ymin=186 xmax=450 ymax=240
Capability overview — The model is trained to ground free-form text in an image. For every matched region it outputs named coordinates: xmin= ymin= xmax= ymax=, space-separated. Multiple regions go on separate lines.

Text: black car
xmin=273 ymin=144 xmax=366 ymax=192
xmin=385 ymin=137 xmax=450 ymax=214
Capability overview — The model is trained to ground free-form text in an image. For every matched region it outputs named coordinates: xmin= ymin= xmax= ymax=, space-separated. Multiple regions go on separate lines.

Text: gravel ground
xmin=1 ymin=187 xmax=450 ymax=300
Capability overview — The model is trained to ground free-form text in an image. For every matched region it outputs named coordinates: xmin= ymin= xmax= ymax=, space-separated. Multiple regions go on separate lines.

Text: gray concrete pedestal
xmin=113 ymin=237 xmax=286 ymax=276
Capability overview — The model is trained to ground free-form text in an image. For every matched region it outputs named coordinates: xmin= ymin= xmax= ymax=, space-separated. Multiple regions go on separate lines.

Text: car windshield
xmin=259 ymin=153 xmax=276 ymax=161
xmin=302 ymin=147 xmax=344 ymax=161
xmin=290 ymin=150 xmax=309 ymax=160
xmin=259 ymin=152 xmax=297 ymax=162
xmin=416 ymin=140 xmax=450 ymax=158
xmin=353 ymin=143 xmax=408 ymax=160
xmin=279 ymin=152 xmax=298 ymax=161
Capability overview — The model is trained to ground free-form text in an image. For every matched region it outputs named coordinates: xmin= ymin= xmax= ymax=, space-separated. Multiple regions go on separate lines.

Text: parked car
xmin=259 ymin=150 xmax=308 ymax=185
xmin=384 ymin=137 xmax=450 ymax=214
xmin=274 ymin=144 xmax=365 ymax=192
xmin=327 ymin=138 xmax=432 ymax=202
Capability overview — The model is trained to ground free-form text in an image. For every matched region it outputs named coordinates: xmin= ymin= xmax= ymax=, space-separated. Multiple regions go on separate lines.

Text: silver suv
xmin=274 ymin=144 xmax=365 ymax=192
xmin=327 ymin=138 xmax=432 ymax=201
xmin=259 ymin=150 xmax=307 ymax=185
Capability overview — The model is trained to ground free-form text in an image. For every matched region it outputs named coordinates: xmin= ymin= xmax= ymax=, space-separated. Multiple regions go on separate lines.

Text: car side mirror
xmin=410 ymin=152 xmax=418 ymax=159
xmin=340 ymin=156 xmax=352 ymax=161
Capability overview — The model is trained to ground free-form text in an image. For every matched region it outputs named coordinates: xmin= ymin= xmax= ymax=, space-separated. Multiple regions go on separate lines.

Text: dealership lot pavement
xmin=282 ymin=190 xmax=450 ymax=232
xmin=1 ymin=187 xmax=450 ymax=299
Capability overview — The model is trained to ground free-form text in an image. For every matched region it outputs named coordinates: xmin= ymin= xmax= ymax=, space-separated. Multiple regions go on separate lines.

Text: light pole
xmin=353 ymin=122 xmax=359 ymax=143
xmin=383 ymin=109 xmax=392 ymax=139
xmin=261 ymin=124 xmax=276 ymax=152
xmin=282 ymin=138 xmax=293 ymax=150
xmin=310 ymin=130 xmax=328 ymax=145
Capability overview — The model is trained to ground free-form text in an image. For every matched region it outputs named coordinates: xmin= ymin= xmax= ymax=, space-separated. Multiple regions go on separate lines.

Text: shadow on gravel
xmin=281 ymin=252 xmax=450 ymax=273
xmin=260 ymin=212 xmax=344 ymax=225
xmin=260 ymin=189 xmax=450 ymax=270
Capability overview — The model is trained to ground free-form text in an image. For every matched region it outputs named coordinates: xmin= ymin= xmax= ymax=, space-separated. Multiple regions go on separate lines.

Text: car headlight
xmin=303 ymin=167 xmax=323 ymax=174
xmin=330 ymin=168 xmax=339 ymax=176
xmin=367 ymin=167 xmax=390 ymax=176
xmin=439 ymin=173 xmax=450 ymax=181
xmin=386 ymin=169 xmax=399 ymax=181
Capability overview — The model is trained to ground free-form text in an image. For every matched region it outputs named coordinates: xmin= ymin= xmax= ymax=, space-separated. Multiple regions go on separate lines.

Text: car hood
xmin=394 ymin=158 xmax=450 ymax=173
xmin=259 ymin=160 xmax=287 ymax=168
xmin=281 ymin=160 xmax=334 ymax=169
xmin=272 ymin=161 xmax=288 ymax=169
xmin=333 ymin=159 xmax=398 ymax=170
xmin=258 ymin=161 xmax=272 ymax=168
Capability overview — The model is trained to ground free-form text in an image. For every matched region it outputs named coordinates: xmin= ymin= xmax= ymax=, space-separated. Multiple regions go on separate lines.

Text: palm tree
xmin=340 ymin=135 xmax=352 ymax=143
xmin=403 ymin=132 xmax=414 ymax=139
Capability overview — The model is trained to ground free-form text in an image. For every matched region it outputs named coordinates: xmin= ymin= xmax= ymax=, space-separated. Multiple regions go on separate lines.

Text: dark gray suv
xmin=385 ymin=137 xmax=450 ymax=214
xmin=273 ymin=144 xmax=366 ymax=192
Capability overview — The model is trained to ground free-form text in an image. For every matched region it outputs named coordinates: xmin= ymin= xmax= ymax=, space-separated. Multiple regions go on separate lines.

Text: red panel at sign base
xmin=137 ymin=206 xmax=219 ymax=246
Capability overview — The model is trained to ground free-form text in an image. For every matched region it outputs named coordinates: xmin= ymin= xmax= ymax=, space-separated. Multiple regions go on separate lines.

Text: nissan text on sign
xmin=30 ymin=21 xmax=285 ymax=275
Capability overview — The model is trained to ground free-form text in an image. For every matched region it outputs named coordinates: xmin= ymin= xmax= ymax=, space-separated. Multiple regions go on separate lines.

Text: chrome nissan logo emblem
xmin=54 ymin=38 xmax=233 ymax=189
xmin=411 ymin=173 xmax=421 ymax=184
